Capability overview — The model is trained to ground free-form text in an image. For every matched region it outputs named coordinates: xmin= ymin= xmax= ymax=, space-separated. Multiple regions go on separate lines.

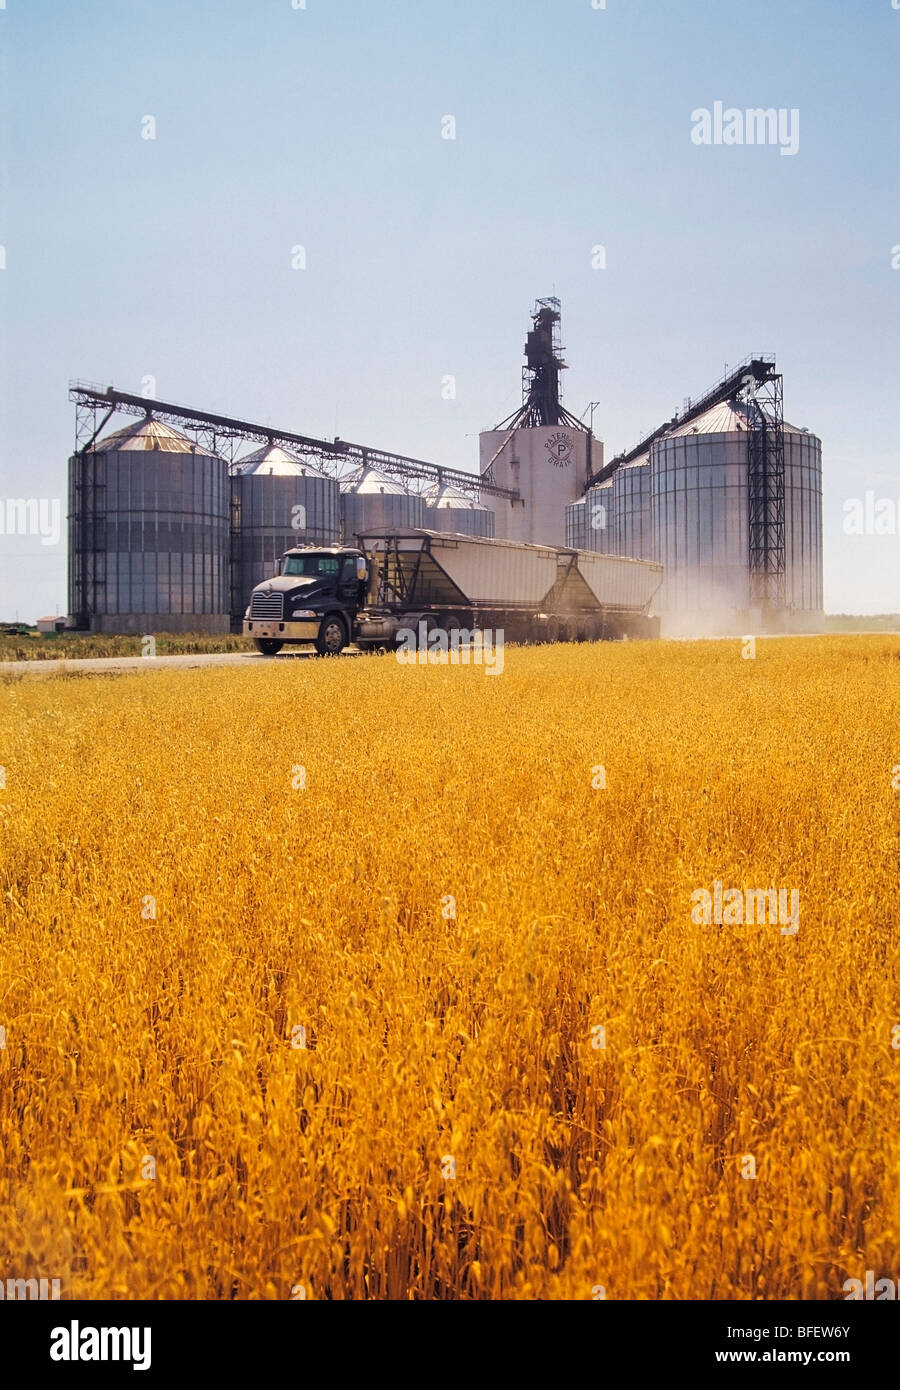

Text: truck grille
xmin=250 ymin=592 xmax=284 ymax=621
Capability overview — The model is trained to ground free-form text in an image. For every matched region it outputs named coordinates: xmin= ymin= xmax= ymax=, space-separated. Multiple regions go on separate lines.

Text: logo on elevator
xmin=545 ymin=432 xmax=574 ymax=468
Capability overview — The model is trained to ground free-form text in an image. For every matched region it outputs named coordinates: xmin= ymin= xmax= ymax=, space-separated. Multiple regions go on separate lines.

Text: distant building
xmin=37 ymin=616 xmax=66 ymax=634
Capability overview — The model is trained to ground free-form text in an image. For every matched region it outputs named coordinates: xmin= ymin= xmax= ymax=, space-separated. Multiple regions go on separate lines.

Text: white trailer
xmin=354 ymin=528 xmax=662 ymax=644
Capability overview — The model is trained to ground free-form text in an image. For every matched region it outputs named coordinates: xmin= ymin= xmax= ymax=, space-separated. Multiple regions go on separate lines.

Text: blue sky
xmin=1 ymin=0 xmax=898 ymax=618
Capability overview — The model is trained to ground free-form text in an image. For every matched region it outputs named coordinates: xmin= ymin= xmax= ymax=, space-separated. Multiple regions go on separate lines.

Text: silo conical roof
xmin=663 ymin=400 xmax=806 ymax=437
xmin=231 ymin=442 xmax=327 ymax=478
xmin=424 ymin=481 xmax=481 ymax=509
xmin=340 ymin=465 xmax=408 ymax=495
xmin=90 ymin=418 xmax=216 ymax=455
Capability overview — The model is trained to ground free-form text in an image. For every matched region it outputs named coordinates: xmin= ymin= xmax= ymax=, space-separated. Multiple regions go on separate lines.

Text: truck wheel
xmin=253 ymin=638 xmax=283 ymax=656
xmin=316 ymin=614 xmax=347 ymax=656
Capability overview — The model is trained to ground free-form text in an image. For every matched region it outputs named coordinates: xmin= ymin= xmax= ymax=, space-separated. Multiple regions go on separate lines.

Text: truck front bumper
xmin=244 ymin=619 xmax=321 ymax=642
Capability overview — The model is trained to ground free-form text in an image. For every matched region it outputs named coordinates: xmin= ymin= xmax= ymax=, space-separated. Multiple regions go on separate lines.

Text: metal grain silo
xmin=230 ymin=443 xmax=339 ymax=622
xmin=613 ymin=454 xmax=653 ymax=560
xmin=565 ymin=478 xmax=615 ymax=552
xmin=651 ymin=402 xmax=751 ymax=629
xmin=423 ymin=482 xmax=495 ymax=537
xmin=340 ymin=465 xmax=427 ymax=541
xmin=68 ymin=418 xmax=229 ymax=633
xmin=784 ymin=428 xmax=824 ymax=620
xmin=565 ymin=498 xmax=588 ymax=550
xmin=650 ymin=400 xmax=824 ymax=632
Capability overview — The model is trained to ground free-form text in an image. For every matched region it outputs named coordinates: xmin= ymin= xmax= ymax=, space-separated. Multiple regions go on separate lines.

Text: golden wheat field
xmin=0 ymin=635 xmax=898 ymax=1300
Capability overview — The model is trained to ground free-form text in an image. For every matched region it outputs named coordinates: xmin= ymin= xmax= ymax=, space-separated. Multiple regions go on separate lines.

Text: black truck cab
xmin=243 ymin=546 xmax=368 ymax=655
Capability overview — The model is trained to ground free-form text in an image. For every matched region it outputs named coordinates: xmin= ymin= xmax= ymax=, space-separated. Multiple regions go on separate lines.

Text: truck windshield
xmin=282 ymin=554 xmax=341 ymax=577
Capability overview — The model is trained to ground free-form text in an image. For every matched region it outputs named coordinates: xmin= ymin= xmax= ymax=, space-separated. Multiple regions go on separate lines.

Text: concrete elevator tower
xmin=479 ymin=299 xmax=602 ymax=546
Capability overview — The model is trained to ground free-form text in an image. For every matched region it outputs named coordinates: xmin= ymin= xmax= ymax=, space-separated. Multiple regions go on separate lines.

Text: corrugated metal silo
xmin=651 ymin=402 xmax=751 ymax=624
xmin=340 ymin=465 xmax=427 ymax=541
xmin=650 ymin=399 xmax=824 ymax=631
xmin=613 ymin=454 xmax=653 ymax=560
xmin=423 ymin=482 xmax=495 ymax=537
xmin=565 ymin=478 xmax=615 ymax=552
xmin=68 ymin=418 xmax=230 ymax=633
xmin=230 ymin=443 xmax=339 ymax=621
xmin=564 ymin=498 xmax=588 ymax=550
xmin=784 ymin=429 xmax=824 ymax=618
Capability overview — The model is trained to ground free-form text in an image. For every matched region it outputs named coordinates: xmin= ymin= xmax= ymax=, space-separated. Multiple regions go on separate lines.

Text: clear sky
xmin=1 ymin=0 xmax=897 ymax=619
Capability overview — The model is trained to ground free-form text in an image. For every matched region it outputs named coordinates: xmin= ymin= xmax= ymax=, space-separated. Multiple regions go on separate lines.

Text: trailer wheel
xmin=438 ymin=613 xmax=462 ymax=633
xmin=253 ymin=638 xmax=283 ymax=656
xmin=315 ymin=614 xmax=347 ymax=657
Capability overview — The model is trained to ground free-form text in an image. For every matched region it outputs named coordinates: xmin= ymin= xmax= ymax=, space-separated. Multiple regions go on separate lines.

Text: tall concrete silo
xmin=480 ymin=299 xmax=601 ymax=548
xmin=68 ymin=418 xmax=230 ymax=633
xmin=230 ymin=443 xmax=339 ymax=623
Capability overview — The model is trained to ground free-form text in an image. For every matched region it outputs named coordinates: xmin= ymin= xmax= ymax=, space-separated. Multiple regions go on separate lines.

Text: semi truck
xmin=242 ymin=526 xmax=663 ymax=655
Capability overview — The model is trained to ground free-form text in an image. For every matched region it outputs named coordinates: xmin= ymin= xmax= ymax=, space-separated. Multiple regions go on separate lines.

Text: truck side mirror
xmin=356 ymin=557 xmax=368 ymax=582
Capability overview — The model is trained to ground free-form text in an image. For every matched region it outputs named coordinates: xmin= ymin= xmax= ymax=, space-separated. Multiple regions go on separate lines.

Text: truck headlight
xmin=292 ymin=609 xmax=317 ymax=619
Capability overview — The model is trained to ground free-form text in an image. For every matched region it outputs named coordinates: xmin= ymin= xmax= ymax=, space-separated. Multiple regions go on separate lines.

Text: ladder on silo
xmin=746 ymin=370 xmax=786 ymax=612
